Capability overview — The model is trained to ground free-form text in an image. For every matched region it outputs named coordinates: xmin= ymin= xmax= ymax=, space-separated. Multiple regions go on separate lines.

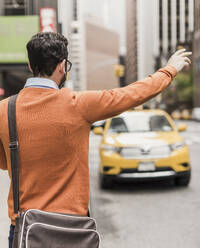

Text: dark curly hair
xmin=26 ymin=32 xmax=69 ymax=77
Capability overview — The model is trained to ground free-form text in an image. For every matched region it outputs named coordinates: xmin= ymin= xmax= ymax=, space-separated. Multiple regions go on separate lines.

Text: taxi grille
xmin=120 ymin=145 xmax=171 ymax=159
xmin=120 ymin=167 xmax=173 ymax=174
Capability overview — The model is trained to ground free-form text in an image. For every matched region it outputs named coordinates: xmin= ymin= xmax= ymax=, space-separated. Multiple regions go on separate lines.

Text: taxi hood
xmin=104 ymin=131 xmax=183 ymax=147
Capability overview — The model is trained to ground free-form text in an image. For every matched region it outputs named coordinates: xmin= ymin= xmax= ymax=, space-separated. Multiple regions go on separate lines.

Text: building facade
xmin=137 ymin=0 xmax=159 ymax=80
xmin=157 ymin=0 xmax=194 ymax=67
xmin=136 ymin=0 xmax=194 ymax=109
xmin=59 ymin=0 xmax=119 ymax=91
xmin=137 ymin=0 xmax=194 ymax=81
xmin=0 ymin=0 xmax=120 ymax=95
xmin=86 ymin=22 xmax=119 ymax=90
xmin=193 ymin=0 xmax=200 ymax=107
xmin=0 ymin=0 xmax=59 ymax=98
xmin=4 ymin=0 xmax=58 ymax=16
xmin=125 ymin=0 xmax=137 ymax=84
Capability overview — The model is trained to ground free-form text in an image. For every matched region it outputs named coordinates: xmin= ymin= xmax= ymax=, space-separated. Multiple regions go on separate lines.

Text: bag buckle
xmin=9 ymin=141 xmax=18 ymax=150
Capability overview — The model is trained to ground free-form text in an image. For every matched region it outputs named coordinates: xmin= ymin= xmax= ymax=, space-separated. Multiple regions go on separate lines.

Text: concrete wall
xmin=85 ymin=21 xmax=119 ymax=90
xmin=137 ymin=0 xmax=159 ymax=80
xmin=126 ymin=0 xmax=137 ymax=84
xmin=58 ymin=0 xmax=73 ymax=38
xmin=193 ymin=0 xmax=200 ymax=107
xmin=81 ymin=0 xmax=126 ymax=52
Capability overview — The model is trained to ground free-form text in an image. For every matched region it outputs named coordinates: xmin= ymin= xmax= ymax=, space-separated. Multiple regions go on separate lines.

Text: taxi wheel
xmin=175 ymin=173 xmax=191 ymax=186
xmin=100 ymin=174 xmax=113 ymax=189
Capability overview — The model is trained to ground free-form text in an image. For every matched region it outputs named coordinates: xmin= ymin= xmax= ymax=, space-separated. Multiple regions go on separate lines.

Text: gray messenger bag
xmin=8 ymin=95 xmax=100 ymax=248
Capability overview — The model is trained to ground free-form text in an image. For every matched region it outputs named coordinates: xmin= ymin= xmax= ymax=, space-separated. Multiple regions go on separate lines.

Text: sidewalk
xmin=0 ymin=171 xmax=11 ymax=247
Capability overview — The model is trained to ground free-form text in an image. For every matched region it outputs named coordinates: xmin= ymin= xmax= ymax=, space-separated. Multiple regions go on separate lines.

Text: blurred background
xmin=0 ymin=0 xmax=199 ymax=118
xmin=0 ymin=1 xmax=200 ymax=248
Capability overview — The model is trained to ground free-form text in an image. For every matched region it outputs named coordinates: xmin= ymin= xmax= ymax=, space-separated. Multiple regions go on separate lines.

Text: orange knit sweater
xmin=0 ymin=66 xmax=177 ymax=225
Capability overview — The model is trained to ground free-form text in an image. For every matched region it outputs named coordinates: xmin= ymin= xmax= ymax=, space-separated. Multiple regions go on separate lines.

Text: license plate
xmin=138 ymin=162 xmax=156 ymax=172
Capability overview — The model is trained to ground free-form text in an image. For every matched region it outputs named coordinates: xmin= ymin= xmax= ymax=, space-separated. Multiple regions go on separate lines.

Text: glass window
xmin=109 ymin=113 xmax=173 ymax=133
xmin=4 ymin=0 xmax=26 ymax=15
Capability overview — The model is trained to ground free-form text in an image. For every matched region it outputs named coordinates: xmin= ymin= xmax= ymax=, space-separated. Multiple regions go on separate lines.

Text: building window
xmin=4 ymin=0 xmax=26 ymax=15
xmin=73 ymin=0 xmax=78 ymax=21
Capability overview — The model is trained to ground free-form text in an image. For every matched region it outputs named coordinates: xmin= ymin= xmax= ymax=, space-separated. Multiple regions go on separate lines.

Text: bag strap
xmin=8 ymin=94 xmax=20 ymax=214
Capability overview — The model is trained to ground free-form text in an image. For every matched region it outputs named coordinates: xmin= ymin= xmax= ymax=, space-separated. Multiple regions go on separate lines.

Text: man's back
xmin=0 ymin=33 xmax=191 ymax=247
xmin=0 ymin=63 xmax=179 ymax=226
xmin=0 ymin=87 xmax=91 ymax=225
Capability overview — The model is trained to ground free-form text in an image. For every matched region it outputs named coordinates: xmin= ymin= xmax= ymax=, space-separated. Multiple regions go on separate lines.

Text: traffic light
xmin=114 ymin=65 xmax=125 ymax=78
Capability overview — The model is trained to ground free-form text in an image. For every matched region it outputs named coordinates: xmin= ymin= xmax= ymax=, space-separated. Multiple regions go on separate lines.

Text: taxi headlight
xmin=102 ymin=144 xmax=120 ymax=154
xmin=170 ymin=142 xmax=186 ymax=151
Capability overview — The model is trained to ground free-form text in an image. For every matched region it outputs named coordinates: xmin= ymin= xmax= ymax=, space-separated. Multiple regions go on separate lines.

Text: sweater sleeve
xmin=0 ymin=139 xmax=7 ymax=170
xmin=75 ymin=66 xmax=177 ymax=124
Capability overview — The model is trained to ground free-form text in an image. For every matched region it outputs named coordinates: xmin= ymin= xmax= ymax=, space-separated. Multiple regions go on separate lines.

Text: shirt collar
xmin=24 ymin=78 xmax=59 ymax=89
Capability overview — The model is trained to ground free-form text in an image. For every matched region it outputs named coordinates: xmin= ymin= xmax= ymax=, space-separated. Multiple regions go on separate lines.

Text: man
xmin=0 ymin=32 xmax=191 ymax=247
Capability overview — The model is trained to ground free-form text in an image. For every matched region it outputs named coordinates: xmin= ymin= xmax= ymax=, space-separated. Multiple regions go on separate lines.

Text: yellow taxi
xmin=93 ymin=110 xmax=191 ymax=189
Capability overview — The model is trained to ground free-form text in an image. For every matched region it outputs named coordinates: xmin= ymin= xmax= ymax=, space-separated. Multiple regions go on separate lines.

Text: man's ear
xmin=28 ymin=62 xmax=33 ymax=73
xmin=59 ymin=59 xmax=66 ymax=74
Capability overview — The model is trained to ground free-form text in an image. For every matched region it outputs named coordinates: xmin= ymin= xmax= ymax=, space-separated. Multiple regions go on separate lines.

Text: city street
xmin=0 ymin=1 xmax=199 ymax=248
xmin=0 ymin=120 xmax=200 ymax=247
xmin=89 ymin=120 xmax=200 ymax=248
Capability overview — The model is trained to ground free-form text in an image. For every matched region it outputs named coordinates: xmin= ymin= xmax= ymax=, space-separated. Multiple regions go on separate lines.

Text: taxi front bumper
xmin=101 ymin=170 xmax=190 ymax=182
xmin=100 ymin=145 xmax=191 ymax=178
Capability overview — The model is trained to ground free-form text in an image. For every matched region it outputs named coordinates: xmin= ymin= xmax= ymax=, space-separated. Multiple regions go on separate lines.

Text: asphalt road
xmin=0 ymin=120 xmax=199 ymax=247
xmin=89 ymin=120 xmax=200 ymax=248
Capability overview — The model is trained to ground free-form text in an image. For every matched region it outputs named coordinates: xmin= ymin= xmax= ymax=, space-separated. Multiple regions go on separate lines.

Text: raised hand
xmin=167 ymin=49 xmax=192 ymax=72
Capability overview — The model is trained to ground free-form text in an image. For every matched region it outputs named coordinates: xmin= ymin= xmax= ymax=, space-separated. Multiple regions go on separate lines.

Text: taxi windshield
xmin=109 ymin=113 xmax=173 ymax=133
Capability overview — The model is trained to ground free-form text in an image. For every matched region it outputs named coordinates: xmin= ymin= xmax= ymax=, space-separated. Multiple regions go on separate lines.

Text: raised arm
xmin=76 ymin=49 xmax=191 ymax=124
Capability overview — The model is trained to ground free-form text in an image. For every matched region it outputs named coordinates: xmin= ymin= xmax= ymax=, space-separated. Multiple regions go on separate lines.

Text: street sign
xmin=40 ymin=8 xmax=57 ymax=33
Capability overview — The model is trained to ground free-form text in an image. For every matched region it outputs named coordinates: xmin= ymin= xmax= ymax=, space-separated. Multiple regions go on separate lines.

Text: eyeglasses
xmin=66 ymin=60 xmax=72 ymax=72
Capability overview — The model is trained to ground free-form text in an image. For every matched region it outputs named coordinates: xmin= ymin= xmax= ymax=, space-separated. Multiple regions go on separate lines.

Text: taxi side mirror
xmin=93 ymin=127 xmax=103 ymax=135
xmin=177 ymin=123 xmax=187 ymax=132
